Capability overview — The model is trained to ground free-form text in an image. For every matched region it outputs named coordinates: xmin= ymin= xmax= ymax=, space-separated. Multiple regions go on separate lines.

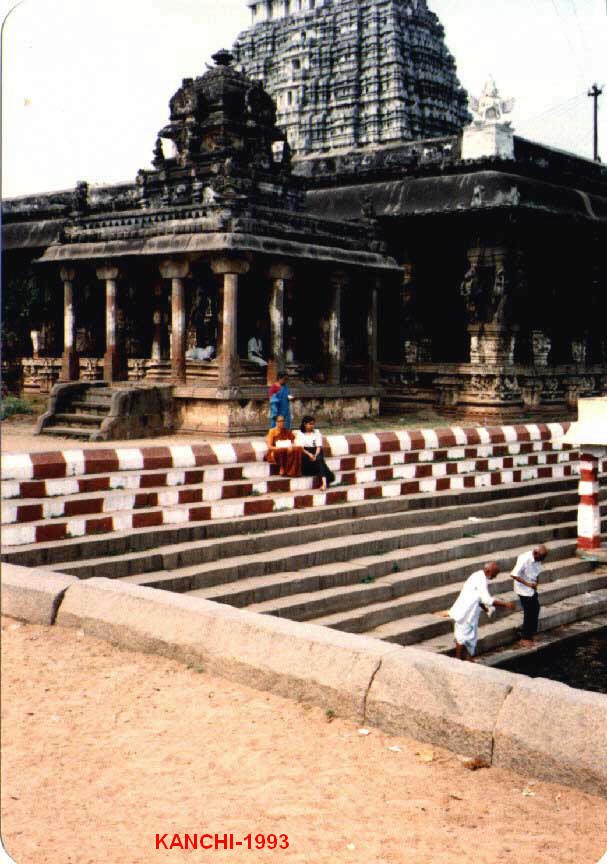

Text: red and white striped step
xmin=1 ymin=446 xmax=579 ymax=524
xmin=0 ymin=423 xmax=572 ymax=484
xmin=2 ymin=422 xmax=603 ymax=549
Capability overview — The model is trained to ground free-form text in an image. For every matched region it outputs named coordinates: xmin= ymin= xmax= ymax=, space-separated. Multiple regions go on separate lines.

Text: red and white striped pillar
xmin=578 ymin=449 xmax=602 ymax=550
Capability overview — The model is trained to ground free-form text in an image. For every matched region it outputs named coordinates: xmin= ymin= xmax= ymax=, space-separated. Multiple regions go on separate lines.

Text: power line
xmin=517 ymin=91 xmax=587 ymax=124
xmin=549 ymin=0 xmax=590 ymax=84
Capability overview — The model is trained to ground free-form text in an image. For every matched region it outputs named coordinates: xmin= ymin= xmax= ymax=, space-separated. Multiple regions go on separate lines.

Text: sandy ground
xmin=0 ymin=420 xmax=227 ymax=454
xmin=2 ymin=617 xmax=606 ymax=864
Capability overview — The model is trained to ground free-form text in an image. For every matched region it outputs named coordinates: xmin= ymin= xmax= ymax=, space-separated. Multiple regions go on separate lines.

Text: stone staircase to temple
xmin=37 ymin=384 xmax=113 ymax=440
xmin=2 ymin=424 xmax=606 ymax=658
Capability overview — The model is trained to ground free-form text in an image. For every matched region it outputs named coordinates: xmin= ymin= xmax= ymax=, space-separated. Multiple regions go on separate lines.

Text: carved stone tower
xmin=234 ymin=0 xmax=470 ymax=156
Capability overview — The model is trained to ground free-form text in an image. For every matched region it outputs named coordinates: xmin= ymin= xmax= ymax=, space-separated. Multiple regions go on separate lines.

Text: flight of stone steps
xmin=39 ymin=384 xmax=113 ymax=440
xmin=2 ymin=422 xmax=606 ymax=657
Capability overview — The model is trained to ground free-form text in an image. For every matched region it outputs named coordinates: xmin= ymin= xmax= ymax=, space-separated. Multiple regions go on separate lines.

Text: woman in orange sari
xmin=265 ymin=415 xmax=302 ymax=477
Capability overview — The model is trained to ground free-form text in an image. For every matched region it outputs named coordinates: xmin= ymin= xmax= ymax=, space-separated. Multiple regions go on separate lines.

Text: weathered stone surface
xmin=1 ymin=563 xmax=78 ymax=625
xmin=56 ymin=578 xmax=396 ymax=720
xmin=365 ymin=646 xmax=520 ymax=760
xmin=493 ymin=676 xmax=607 ymax=798
xmin=235 ymin=0 xmax=470 ymax=156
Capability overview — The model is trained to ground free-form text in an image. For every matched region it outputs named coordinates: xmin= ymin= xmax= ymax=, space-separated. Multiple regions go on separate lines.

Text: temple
xmin=2 ymin=1 xmax=606 ymax=437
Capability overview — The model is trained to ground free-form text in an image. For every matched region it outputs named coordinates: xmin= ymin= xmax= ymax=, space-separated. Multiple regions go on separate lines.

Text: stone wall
xmin=174 ymin=387 xmax=380 ymax=434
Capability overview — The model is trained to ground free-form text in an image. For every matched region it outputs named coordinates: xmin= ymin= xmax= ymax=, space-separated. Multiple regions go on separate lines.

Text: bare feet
xmin=519 ymin=638 xmax=535 ymax=648
xmin=279 ymin=468 xmax=285 ymax=476
xmin=321 ymin=479 xmax=327 ymax=491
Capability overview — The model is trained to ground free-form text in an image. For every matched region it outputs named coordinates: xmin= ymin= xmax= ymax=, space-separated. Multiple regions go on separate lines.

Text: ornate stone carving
xmin=234 ymin=0 xmax=470 ymax=157
xmin=469 ymin=77 xmax=515 ymax=125
xmin=462 ymin=77 xmax=515 ymax=160
xmin=571 ymin=339 xmax=587 ymax=365
xmin=532 ymin=330 xmax=551 ymax=367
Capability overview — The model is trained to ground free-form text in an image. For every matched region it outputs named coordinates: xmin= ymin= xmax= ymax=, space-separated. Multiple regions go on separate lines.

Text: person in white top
xmin=247 ymin=330 xmax=267 ymax=367
xmin=511 ymin=544 xmax=547 ymax=646
xmin=294 ymin=415 xmax=335 ymax=491
xmin=449 ymin=562 xmax=515 ymax=661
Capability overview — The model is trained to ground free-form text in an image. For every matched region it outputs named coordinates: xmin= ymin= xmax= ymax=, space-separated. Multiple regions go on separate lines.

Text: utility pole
xmin=588 ymin=83 xmax=603 ymax=162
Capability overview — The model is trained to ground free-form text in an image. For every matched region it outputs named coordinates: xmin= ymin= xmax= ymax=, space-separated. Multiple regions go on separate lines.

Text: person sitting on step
xmin=265 ymin=414 xmax=302 ymax=478
xmin=294 ymin=415 xmax=335 ymax=491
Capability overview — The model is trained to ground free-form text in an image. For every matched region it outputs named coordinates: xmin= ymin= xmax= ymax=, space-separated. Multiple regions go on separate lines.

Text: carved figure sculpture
xmin=469 ymin=77 xmax=515 ymax=125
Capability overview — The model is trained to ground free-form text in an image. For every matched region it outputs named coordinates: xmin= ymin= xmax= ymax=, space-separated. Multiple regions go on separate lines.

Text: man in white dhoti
xmin=449 ymin=562 xmax=515 ymax=661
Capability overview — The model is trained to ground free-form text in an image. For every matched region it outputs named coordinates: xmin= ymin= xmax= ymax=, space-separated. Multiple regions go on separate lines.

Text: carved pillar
xmin=328 ymin=271 xmax=347 ymax=385
xmin=60 ymin=267 xmax=79 ymax=382
xmin=159 ymin=259 xmax=190 ymax=383
xmin=267 ymin=262 xmax=293 ymax=380
xmin=367 ymin=277 xmax=379 ymax=386
xmin=96 ymin=265 xmax=121 ymax=383
xmin=151 ymin=281 xmax=163 ymax=362
xmin=211 ymin=257 xmax=250 ymax=389
xmin=578 ymin=449 xmax=602 ymax=551
xmin=461 ymin=244 xmax=519 ymax=366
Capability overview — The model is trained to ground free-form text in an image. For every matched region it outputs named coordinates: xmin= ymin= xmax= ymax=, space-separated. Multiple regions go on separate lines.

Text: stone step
xmin=1 ymin=449 xmax=580 ymax=524
xmin=0 ymin=440 xmax=579 ymax=501
xmin=187 ymin=561 xmax=371 ymax=607
xmin=118 ymin=515 xmax=582 ymax=596
xmin=0 ymin=459 xmax=584 ymax=547
xmin=308 ymin=550 xmax=591 ymax=633
xmin=417 ymin=586 xmax=607 ymax=657
xmin=52 ymin=413 xmax=104 ymax=427
xmin=70 ymin=401 xmax=111 ymax=413
xmin=366 ymin=566 xmax=607 ymax=646
xmin=36 ymin=427 xmax=96 ymax=440
xmin=2 ymin=476 xmax=581 ymax=567
xmin=1 ymin=424 xmax=579 ymax=486
xmin=241 ymin=537 xmax=586 ymax=623
xmin=184 ymin=509 xmax=580 ymax=612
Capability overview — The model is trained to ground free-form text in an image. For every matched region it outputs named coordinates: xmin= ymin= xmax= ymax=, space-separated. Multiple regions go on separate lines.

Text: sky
xmin=1 ymin=0 xmax=605 ymax=198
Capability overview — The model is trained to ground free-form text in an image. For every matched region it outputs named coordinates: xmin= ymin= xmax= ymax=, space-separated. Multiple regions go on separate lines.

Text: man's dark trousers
xmin=520 ymin=592 xmax=540 ymax=639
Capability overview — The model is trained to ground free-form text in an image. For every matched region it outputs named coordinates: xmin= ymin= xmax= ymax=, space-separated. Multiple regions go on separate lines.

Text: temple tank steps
xmin=1 ymin=423 xmax=606 ymax=657
xmin=0 ymin=448 xmax=581 ymax=542
xmin=26 ymin=489 xmax=588 ymax=580
xmin=0 ymin=461 xmax=590 ymax=549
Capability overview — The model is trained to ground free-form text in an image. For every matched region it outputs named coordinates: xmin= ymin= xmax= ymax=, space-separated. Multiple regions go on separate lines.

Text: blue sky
xmin=1 ymin=0 xmax=605 ymax=197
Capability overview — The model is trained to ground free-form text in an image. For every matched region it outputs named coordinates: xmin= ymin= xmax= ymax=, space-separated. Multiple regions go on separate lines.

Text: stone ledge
xmin=365 ymin=646 xmax=521 ymax=762
xmin=55 ymin=577 xmax=397 ymax=722
xmin=493 ymin=676 xmax=607 ymax=798
xmin=0 ymin=563 xmax=78 ymax=625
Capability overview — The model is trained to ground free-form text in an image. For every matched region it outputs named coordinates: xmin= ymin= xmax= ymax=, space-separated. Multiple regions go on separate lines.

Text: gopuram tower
xmin=233 ymin=0 xmax=470 ymax=156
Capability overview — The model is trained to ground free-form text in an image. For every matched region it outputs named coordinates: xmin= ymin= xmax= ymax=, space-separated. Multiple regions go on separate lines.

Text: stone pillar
xmin=211 ymin=257 xmax=250 ymax=389
xmin=151 ymin=281 xmax=163 ymax=362
xmin=578 ymin=449 xmax=602 ymax=551
xmin=96 ymin=265 xmax=121 ymax=383
xmin=461 ymin=244 xmax=520 ymax=366
xmin=60 ymin=267 xmax=79 ymax=381
xmin=328 ymin=271 xmax=347 ymax=385
xmin=367 ymin=277 xmax=379 ymax=386
xmin=159 ymin=259 xmax=190 ymax=383
xmin=268 ymin=262 xmax=293 ymax=377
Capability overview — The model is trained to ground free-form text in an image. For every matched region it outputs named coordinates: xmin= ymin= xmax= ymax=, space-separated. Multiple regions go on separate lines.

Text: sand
xmin=2 ymin=616 xmax=606 ymax=864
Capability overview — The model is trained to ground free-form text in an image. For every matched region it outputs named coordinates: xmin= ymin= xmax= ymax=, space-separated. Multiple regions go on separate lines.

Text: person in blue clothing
xmin=269 ymin=371 xmax=291 ymax=429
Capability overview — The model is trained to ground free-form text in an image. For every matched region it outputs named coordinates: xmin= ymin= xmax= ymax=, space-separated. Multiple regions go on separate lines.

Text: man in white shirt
xmin=449 ymin=562 xmax=514 ymax=661
xmin=511 ymin=544 xmax=547 ymax=647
